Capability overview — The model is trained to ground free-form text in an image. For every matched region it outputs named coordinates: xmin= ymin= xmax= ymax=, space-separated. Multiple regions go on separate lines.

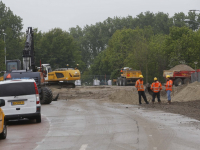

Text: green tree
xmin=0 ymin=1 xmax=23 ymax=61
xmin=35 ymin=28 xmax=84 ymax=70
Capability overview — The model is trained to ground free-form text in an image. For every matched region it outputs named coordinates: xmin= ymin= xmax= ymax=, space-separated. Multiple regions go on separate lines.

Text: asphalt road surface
xmin=1 ymin=99 xmax=200 ymax=150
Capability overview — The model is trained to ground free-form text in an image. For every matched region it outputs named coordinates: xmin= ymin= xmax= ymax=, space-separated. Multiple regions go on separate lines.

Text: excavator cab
xmin=40 ymin=64 xmax=52 ymax=81
xmin=6 ymin=60 xmax=21 ymax=72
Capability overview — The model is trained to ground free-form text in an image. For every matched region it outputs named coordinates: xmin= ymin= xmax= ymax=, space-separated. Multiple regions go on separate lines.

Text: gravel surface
xmin=141 ymin=100 xmax=200 ymax=121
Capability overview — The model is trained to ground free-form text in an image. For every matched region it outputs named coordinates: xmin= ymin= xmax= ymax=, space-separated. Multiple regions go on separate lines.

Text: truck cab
xmin=6 ymin=60 xmax=21 ymax=72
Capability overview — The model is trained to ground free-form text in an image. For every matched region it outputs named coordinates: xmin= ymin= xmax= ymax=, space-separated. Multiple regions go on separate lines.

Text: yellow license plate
xmin=12 ymin=101 xmax=24 ymax=105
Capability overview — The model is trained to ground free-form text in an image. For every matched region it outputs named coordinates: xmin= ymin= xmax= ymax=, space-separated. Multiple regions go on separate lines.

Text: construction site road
xmin=1 ymin=99 xmax=200 ymax=150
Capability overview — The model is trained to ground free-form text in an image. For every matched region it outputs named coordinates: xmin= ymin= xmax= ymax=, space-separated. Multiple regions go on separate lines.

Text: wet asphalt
xmin=1 ymin=99 xmax=200 ymax=150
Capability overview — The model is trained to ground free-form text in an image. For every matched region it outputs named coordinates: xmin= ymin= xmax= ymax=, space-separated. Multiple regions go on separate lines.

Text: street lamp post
xmin=184 ymin=10 xmax=200 ymax=31
xmin=194 ymin=61 xmax=198 ymax=71
xmin=3 ymin=33 xmax=6 ymax=65
xmin=189 ymin=10 xmax=200 ymax=12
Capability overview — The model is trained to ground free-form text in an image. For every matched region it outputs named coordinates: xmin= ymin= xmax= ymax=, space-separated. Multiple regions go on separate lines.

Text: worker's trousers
xmin=166 ymin=90 xmax=171 ymax=101
xmin=138 ymin=91 xmax=148 ymax=104
xmin=152 ymin=92 xmax=161 ymax=102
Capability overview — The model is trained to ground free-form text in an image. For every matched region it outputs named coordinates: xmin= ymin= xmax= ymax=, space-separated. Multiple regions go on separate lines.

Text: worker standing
xmin=165 ymin=75 xmax=173 ymax=104
xmin=135 ymin=75 xmax=149 ymax=105
xmin=150 ymin=77 xmax=162 ymax=104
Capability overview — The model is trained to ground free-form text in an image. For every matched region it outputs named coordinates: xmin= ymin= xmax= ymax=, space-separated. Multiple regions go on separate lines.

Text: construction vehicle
xmin=0 ymin=60 xmax=21 ymax=81
xmin=39 ymin=64 xmax=81 ymax=88
xmin=163 ymin=64 xmax=197 ymax=86
xmin=115 ymin=67 xmax=142 ymax=86
xmin=3 ymin=27 xmax=55 ymax=104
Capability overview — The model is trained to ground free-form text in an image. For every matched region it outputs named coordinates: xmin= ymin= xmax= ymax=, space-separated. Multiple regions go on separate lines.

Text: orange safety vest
xmin=135 ymin=79 xmax=144 ymax=91
xmin=150 ymin=81 xmax=162 ymax=93
xmin=165 ymin=80 xmax=173 ymax=91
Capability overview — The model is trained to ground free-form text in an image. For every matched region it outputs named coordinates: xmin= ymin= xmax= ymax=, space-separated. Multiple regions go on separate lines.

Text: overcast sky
xmin=2 ymin=0 xmax=200 ymax=32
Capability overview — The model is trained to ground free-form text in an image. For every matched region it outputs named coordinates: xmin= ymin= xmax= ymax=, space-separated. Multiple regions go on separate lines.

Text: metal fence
xmin=79 ymin=75 xmax=111 ymax=86
xmin=191 ymin=72 xmax=200 ymax=82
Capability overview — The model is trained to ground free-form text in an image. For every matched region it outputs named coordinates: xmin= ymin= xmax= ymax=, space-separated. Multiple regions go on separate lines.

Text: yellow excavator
xmin=39 ymin=64 xmax=81 ymax=88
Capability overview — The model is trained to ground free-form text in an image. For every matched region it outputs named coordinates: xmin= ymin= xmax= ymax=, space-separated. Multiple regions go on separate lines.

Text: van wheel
xmin=0 ymin=124 xmax=7 ymax=139
xmin=40 ymin=87 xmax=53 ymax=104
xmin=36 ymin=115 xmax=41 ymax=123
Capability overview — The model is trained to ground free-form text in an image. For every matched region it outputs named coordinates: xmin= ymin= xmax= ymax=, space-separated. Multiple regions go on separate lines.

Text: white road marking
xmin=79 ymin=144 xmax=88 ymax=150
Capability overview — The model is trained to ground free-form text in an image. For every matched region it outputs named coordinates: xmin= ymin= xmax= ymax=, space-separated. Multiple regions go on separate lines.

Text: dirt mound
xmin=169 ymin=64 xmax=194 ymax=71
xmin=109 ymin=88 xmax=152 ymax=105
xmin=172 ymin=81 xmax=200 ymax=102
xmin=50 ymin=86 xmax=116 ymax=100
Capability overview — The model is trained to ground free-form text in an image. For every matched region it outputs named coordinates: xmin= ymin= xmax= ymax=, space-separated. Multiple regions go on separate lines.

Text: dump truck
xmin=163 ymin=64 xmax=197 ymax=86
xmin=115 ymin=67 xmax=142 ymax=86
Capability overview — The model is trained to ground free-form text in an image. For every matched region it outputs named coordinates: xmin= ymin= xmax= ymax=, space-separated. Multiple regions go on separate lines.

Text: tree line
xmin=0 ymin=1 xmax=200 ymax=83
xmin=88 ymin=26 xmax=200 ymax=83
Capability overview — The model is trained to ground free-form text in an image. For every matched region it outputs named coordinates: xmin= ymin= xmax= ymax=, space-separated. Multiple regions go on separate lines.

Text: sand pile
xmin=172 ymin=81 xmax=200 ymax=102
xmin=109 ymin=88 xmax=152 ymax=105
xmin=50 ymin=86 xmax=116 ymax=100
xmin=169 ymin=64 xmax=194 ymax=71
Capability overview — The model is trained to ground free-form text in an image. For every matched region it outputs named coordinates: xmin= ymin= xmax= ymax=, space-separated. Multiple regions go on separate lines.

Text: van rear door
xmin=0 ymin=82 xmax=37 ymax=115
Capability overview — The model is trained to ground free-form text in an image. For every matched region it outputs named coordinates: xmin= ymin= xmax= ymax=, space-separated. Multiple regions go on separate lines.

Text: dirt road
xmin=37 ymin=100 xmax=200 ymax=149
xmin=1 ymin=85 xmax=200 ymax=149
xmin=0 ymin=116 xmax=49 ymax=150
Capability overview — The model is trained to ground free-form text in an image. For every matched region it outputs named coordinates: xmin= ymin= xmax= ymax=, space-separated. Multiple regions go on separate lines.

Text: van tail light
xmin=36 ymin=94 xmax=40 ymax=104
xmin=6 ymin=74 xmax=11 ymax=79
xmin=34 ymin=82 xmax=40 ymax=104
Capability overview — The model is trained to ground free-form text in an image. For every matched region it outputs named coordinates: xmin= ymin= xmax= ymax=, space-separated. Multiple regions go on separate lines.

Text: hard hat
xmin=166 ymin=75 xmax=170 ymax=78
xmin=154 ymin=77 xmax=158 ymax=81
xmin=139 ymin=75 xmax=144 ymax=78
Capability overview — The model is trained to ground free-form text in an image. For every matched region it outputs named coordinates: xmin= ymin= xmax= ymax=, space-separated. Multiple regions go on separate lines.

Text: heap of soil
xmin=50 ymin=86 xmax=117 ymax=100
xmin=172 ymin=81 xmax=200 ymax=102
xmin=169 ymin=64 xmax=194 ymax=71
xmin=109 ymin=88 xmax=152 ymax=105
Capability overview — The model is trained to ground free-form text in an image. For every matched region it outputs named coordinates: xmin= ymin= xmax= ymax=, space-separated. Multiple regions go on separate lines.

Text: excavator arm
xmin=22 ymin=27 xmax=36 ymax=72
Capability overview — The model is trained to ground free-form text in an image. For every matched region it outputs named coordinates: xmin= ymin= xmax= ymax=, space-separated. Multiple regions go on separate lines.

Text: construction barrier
xmin=81 ymin=75 xmax=111 ymax=86
xmin=191 ymin=72 xmax=200 ymax=82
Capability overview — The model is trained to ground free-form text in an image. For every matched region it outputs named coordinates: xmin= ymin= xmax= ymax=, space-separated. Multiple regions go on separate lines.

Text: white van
xmin=0 ymin=79 xmax=41 ymax=123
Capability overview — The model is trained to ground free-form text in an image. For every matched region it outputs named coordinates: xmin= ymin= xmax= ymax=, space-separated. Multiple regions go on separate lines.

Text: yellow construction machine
xmin=0 ymin=76 xmax=3 ymax=81
xmin=115 ymin=67 xmax=142 ymax=86
xmin=39 ymin=64 xmax=81 ymax=88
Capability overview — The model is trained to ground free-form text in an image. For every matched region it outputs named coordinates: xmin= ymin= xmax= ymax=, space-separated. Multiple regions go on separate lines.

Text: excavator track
xmin=46 ymin=81 xmax=76 ymax=89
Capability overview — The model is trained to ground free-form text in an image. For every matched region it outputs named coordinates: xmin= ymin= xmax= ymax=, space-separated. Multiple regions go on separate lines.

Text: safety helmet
xmin=154 ymin=77 xmax=158 ymax=81
xmin=166 ymin=75 xmax=170 ymax=78
xmin=139 ymin=75 xmax=144 ymax=78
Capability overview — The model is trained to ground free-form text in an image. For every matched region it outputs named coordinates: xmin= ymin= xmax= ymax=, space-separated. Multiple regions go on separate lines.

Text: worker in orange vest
xmin=150 ymin=77 xmax=162 ymax=104
xmin=135 ymin=75 xmax=149 ymax=105
xmin=165 ymin=75 xmax=173 ymax=104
